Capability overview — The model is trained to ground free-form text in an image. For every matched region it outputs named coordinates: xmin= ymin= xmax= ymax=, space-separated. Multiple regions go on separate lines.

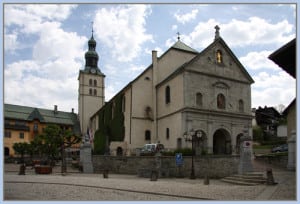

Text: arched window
xmin=239 ymin=99 xmax=244 ymax=112
xmin=196 ymin=92 xmax=203 ymax=107
xmin=89 ymin=79 xmax=93 ymax=86
xmin=166 ymin=128 xmax=170 ymax=140
xmin=217 ymin=93 xmax=225 ymax=109
xmin=94 ymin=80 xmax=97 ymax=87
xmin=94 ymin=89 xmax=97 ymax=96
xmin=165 ymin=86 xmax=171 ymax=104
xmin=216 ymin=50 xmax=223 ymax=64
xmin=89 ymin=88 xmax=92 ymax=95
xmin=145 ymin=130 xmax=151 ymax=141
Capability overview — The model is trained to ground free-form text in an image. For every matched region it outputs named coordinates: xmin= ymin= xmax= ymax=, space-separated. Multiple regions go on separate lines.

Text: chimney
xmin=152 ymin=50 xmax=158 ymax=84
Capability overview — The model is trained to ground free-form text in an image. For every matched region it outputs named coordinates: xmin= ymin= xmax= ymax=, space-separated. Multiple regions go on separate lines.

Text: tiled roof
xmin=4 ymin=104 xmax=81 ymax=135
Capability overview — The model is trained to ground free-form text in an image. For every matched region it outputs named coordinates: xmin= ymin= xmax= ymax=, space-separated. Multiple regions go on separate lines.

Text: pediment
xmin=185 ymin=37 xmax=254 ymax=84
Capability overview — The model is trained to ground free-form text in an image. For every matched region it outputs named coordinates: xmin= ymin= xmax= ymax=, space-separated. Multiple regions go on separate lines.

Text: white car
xmin=140 ymin=143 xmax=165 ymax=155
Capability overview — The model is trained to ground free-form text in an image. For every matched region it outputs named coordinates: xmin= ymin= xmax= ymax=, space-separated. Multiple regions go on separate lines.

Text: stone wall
xmin=92 ymin=155 xmax=239 ymax=178
xmin=255 ymin=155 xmax=288 ymax=169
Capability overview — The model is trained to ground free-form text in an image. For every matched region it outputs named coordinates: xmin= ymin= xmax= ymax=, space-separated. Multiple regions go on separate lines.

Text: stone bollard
xmin=19 ymin=163 xmax=26 ymax=175
xmin=266 ymin=168 xmax=277 ymax=185
xmin=150 ymin=170 xmax=158 ymax=181
xmin=204 ymin=175 xmax=209 ymax=185
xmin=103 ymin=169 xmax=109 ymax=178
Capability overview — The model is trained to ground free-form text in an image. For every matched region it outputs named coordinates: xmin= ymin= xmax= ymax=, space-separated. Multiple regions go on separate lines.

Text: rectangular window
xmin=5 ymin=131 xmax=11 ymax=138
xmin=5 ymin=120 xmax=10 ymax=125
xmin=19 ymin=132 xmax=24 ymax=139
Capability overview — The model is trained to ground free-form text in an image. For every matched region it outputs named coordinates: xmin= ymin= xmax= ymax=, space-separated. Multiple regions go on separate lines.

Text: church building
xmin=80 ymin=26 xmax=254 ymax=156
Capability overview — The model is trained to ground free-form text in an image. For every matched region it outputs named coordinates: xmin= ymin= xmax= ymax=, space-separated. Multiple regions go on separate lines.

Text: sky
xmin=3 ymin=3 xmax=297 ymax=113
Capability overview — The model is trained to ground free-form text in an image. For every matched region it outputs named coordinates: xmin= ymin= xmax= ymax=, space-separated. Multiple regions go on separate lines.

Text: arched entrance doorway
xmin=213 ymin=129 xmax=231 ymax=154
xmin=4 ymin=147 xmax=10 ymax=156
xmin=236 ymin=133 xmax=243 ymax=154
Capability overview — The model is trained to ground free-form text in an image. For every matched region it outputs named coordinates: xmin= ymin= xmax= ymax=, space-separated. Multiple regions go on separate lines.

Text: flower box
xmin=35 ymin=165 xmax=52 ymax=174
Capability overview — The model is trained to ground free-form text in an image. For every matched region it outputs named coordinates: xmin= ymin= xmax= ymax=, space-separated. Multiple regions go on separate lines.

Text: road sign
xmin=175 ymin=153 xmax=183 ymax=166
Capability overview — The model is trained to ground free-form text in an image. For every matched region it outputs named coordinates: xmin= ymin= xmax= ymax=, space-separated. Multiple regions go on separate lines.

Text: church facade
xmin=80 ymin=26 xmax=254 ymax=156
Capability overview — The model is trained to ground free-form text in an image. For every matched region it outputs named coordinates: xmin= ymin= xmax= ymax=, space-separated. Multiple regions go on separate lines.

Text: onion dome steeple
xmin=84 ymin=23 xmax=102 ymax=74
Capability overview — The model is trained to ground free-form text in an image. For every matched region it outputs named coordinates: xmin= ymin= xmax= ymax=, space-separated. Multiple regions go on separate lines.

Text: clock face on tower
xmin=91 ymin=68 xmax=96 ymax=74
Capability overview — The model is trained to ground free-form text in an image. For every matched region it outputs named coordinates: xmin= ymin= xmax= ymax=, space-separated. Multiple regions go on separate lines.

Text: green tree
xmin=39 ymin=124 xmax=81 ymax=173
xmin=252 ymin=125 xmax=264 ymax=142
xmin=13 ymin=142 xmax=29 ymax=163
xmin=39 ymin=124 xmax=61 ymax=166
xmin=13 ymin=142 xmax=29 ymax=175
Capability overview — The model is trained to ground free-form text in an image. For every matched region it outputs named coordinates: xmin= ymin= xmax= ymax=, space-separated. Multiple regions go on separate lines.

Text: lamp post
xmin=183 ymin=129 xmax=202 ymax=179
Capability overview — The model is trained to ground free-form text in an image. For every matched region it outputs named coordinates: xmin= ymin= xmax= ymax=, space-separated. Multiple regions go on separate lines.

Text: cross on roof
xmin=91 ymin=21 xmax=94 ymax=36
xmin=214 ymin=25 xmax=220 ymax=40
xmin=176 ymin=32 xmax=181 ymax=40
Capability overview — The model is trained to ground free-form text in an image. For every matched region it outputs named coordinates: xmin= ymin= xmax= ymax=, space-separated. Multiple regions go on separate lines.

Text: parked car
xmin=271 ymin=144 xmax=288 ymax=153
xmin=140 ymin=143 xmax=165 ymax=155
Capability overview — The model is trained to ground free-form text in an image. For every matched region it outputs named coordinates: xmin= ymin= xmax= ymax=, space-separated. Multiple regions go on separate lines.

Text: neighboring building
xmin=90 ymin=26 xmax=254 ymax=156
xmin=254 ymin=106 xmax=281 ymax=139
xmin=269 ymin=38 xmax=296 ymax=139
xmin=4 ymin=104 xmax=81 ymax=156
xmin=269 ymin=38 xmax=296 ymax=170
xmin=277 ymin=125 xmax=287 ymax=138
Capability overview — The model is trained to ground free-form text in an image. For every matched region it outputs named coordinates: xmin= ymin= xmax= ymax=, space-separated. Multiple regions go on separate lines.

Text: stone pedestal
xmin=238 ymin=135 xmax=253 ymax=174
xmin=80 ymin=142 xmax=94 ymax=173
xmin=287 ymin=130 xmax=296 ymax=171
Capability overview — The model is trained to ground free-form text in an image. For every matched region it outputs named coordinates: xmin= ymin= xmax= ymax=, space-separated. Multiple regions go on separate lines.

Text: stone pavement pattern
xmin=3 ymin=161 xmax=296 ymax=201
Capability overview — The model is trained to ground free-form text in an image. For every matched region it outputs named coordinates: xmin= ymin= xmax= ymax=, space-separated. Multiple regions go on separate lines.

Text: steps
xmin=221 ymin=172 xmax=267 ymax=186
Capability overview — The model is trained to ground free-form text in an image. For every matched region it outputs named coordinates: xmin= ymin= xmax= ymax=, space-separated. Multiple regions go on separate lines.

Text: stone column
xmin=207 ymin=121 xmax=213 ymax=154
xmin=238 ymin=135 xmax=253 ymax=174
xmin=80 ymin=142 xmax=94 ymax=173
xmin=287 ymin=130 xmax=296 ymax=171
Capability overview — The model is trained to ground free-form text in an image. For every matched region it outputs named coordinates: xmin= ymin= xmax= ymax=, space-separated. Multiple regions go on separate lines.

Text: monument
xmin=238 ymin=128 xmax=253 ymax=174
xmin=80 ymin=133 xmax=94 ymax=173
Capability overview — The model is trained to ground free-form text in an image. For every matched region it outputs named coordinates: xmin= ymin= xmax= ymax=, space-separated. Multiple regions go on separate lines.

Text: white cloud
xmin=5 ymin=4 xmax=76 ymax=27
xmin=4 ymin=4 xmax=83 ymax=112
xmin=239 ymin=51 xmax=280 ymax=71
xmin=184 ymin=17 xmax=294 ymax=49
xmin=94 ymin=5 xmax=153 ymax=62
xmin=251 ymin=71 xmax=296 ymax=108
xmin=172 ymin=24 xmax=178 ymax=31
xmin=174 ymin=9 xmax=199 ymax=24
xmin=4 ymin=32 xmax=19 ymax=52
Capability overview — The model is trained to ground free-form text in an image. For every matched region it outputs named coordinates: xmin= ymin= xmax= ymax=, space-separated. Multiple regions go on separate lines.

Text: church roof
xmin=171 ymin=40 xmax=198 ymax=53
xmin=4 ymin=104 xmax=81 ymax=135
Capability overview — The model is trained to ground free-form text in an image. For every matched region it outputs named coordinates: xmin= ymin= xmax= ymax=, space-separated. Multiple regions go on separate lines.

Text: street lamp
xmin=183 ymin=129 xmax=202 ymax=179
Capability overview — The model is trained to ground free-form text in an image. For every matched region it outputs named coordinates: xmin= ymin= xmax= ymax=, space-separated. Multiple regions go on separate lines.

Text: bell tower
xmin=78 ymin=27 xmax=105 ymax=136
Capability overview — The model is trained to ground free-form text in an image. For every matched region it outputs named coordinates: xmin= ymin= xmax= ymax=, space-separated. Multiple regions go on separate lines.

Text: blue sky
xmin=3 ymin=3 xmax=296 ymax=113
